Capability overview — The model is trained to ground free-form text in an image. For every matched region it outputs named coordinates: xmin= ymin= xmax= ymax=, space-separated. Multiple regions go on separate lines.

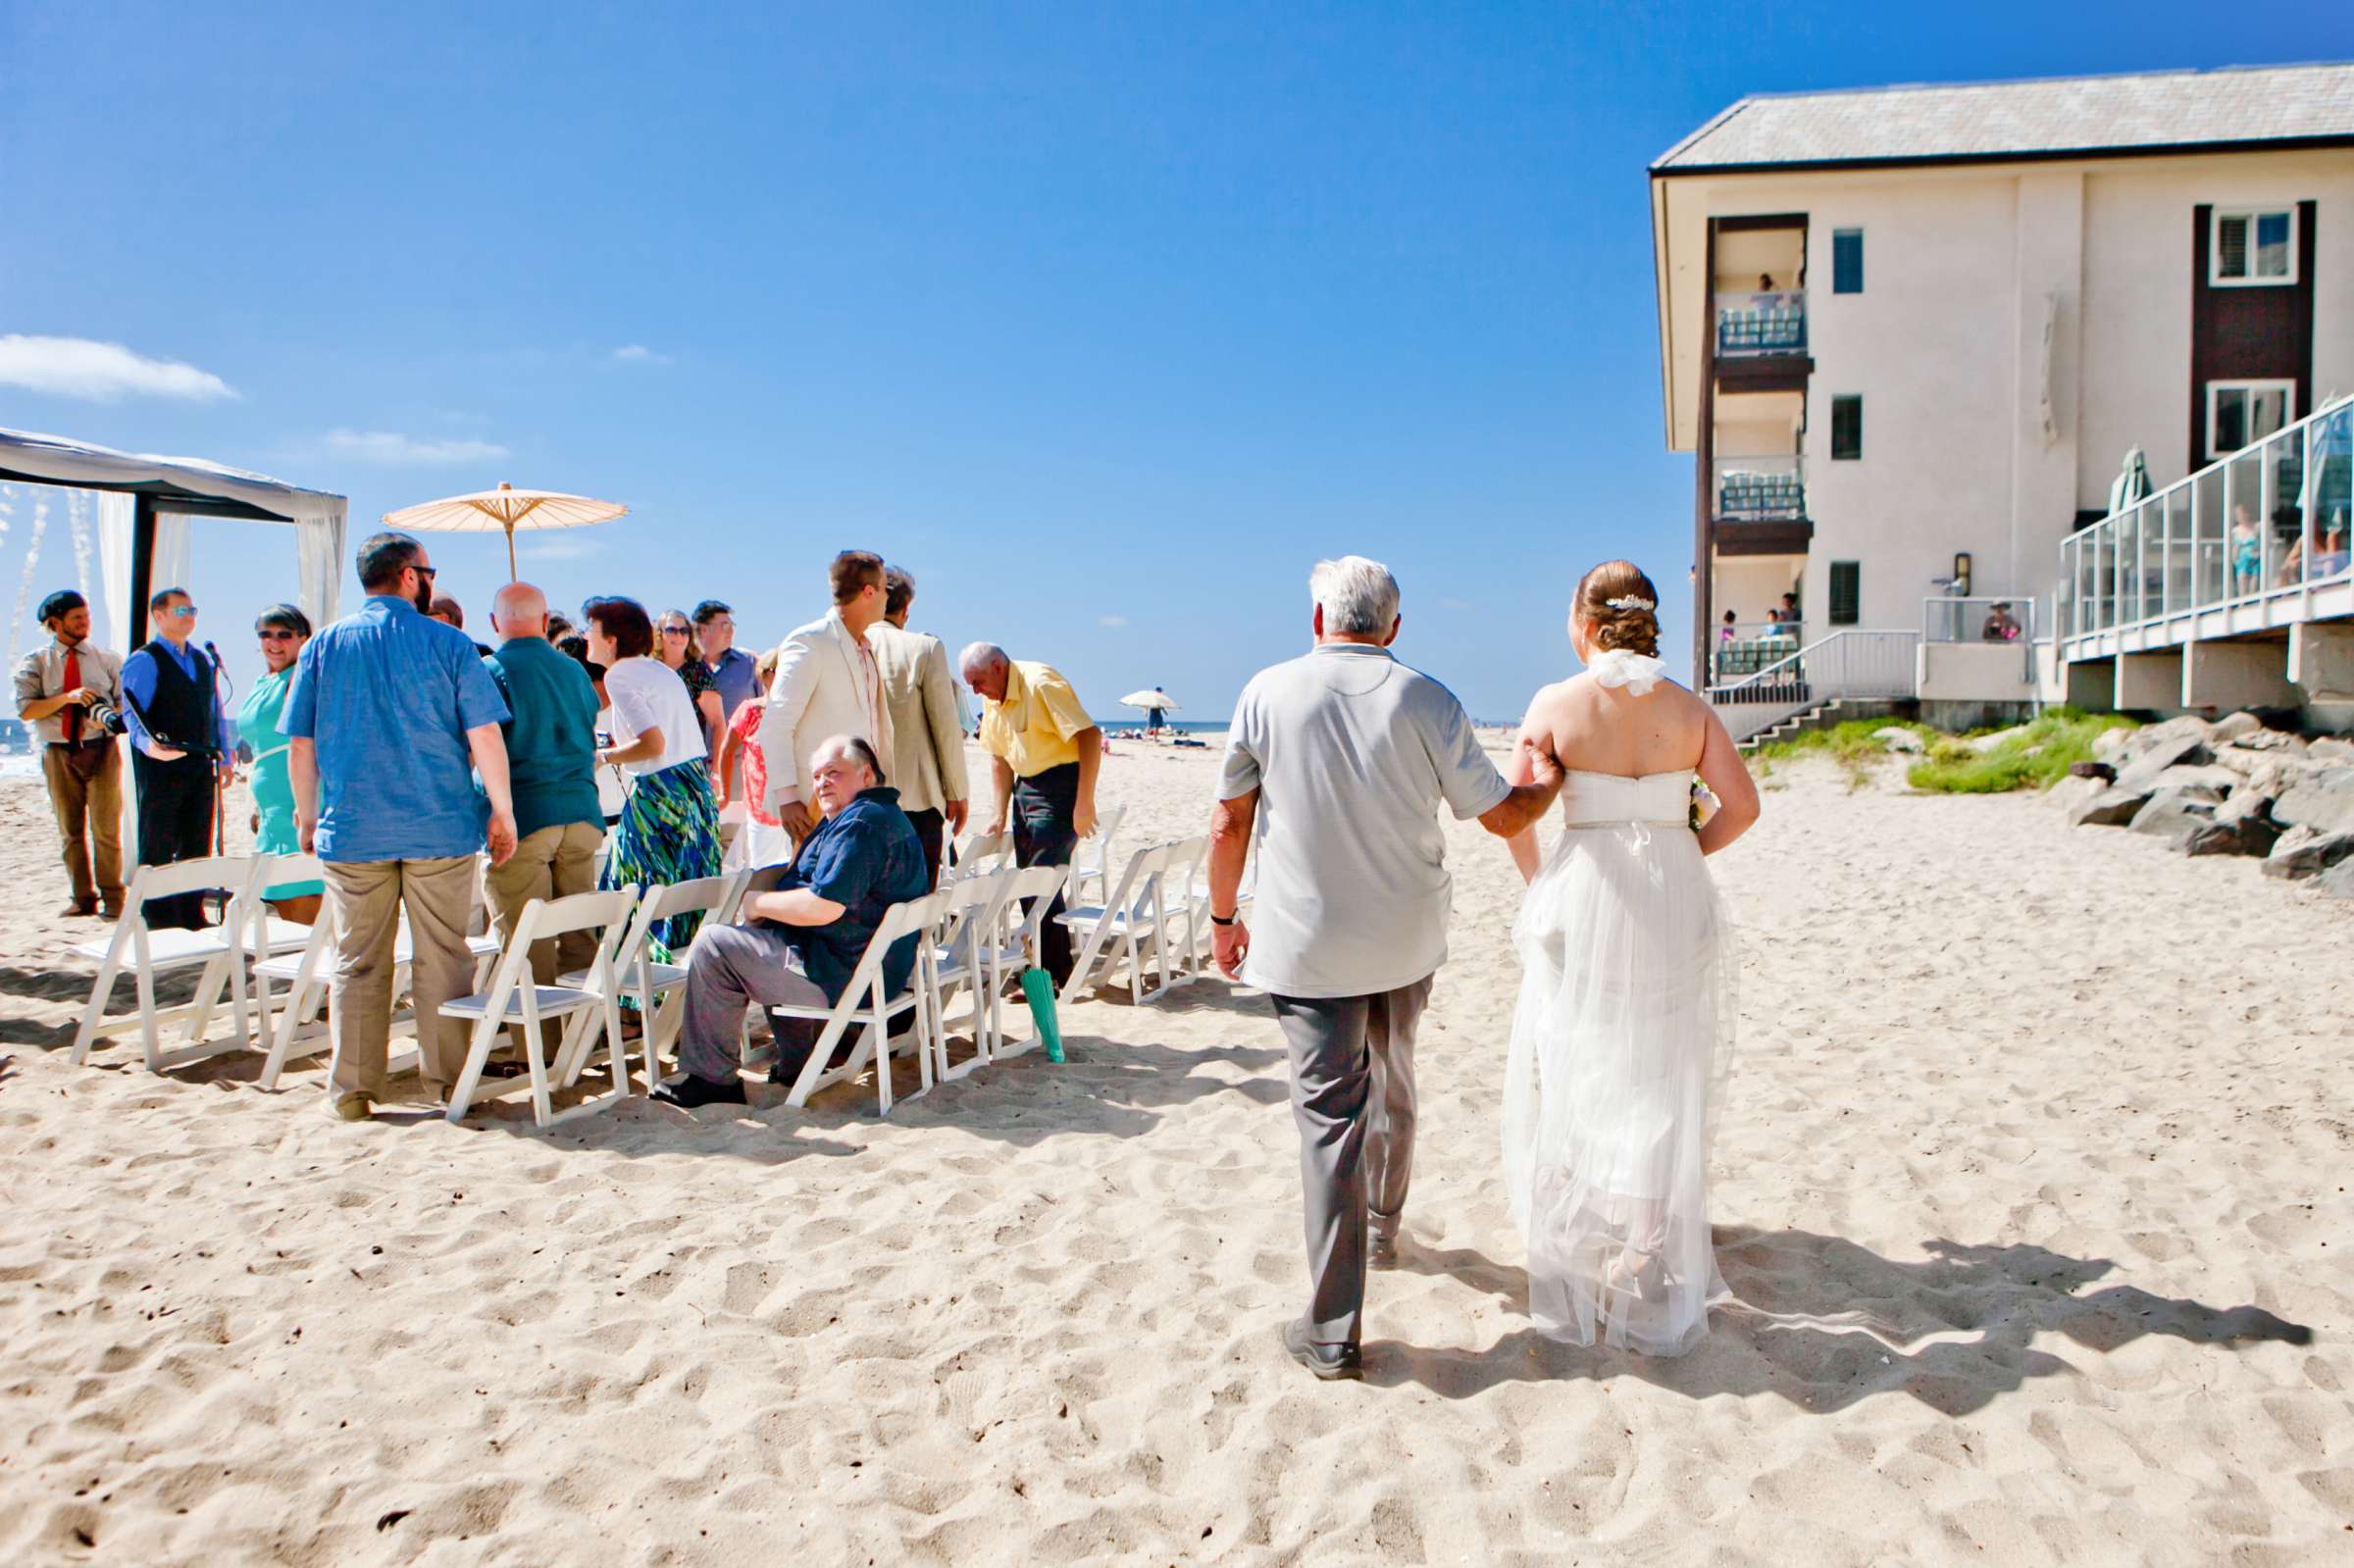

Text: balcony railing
xmin=1714 ymin=454 xmax=1806 ymax=520
xmin=1712 ymin=621 xmax=1804 ymax=683
xmin=2058 ymin=395 xmax=2354 ymax=647
xmin=1714 ymin=290 xmax=1807 ymax=357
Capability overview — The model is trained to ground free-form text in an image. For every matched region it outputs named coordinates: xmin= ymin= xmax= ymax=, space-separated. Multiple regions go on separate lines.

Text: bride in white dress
xmin=1499 ymin=561 xmax=1761 ymax=1356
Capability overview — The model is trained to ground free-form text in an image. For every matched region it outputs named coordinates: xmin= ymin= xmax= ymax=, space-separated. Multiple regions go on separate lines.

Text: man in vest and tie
xmin=121 ymin=586 xmax=236 ymax=930
xmin=13 ymin=589 xmax=127 ymax=918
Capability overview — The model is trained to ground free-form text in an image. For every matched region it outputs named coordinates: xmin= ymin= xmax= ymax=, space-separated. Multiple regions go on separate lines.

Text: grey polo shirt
xmin=1217 ymin=643 xmax=1510 ymax=999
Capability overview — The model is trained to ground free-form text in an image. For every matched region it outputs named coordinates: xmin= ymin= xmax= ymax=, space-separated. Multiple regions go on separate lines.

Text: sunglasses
xmin=166 ymin=605 xmax=198 ymax=618
xmin=258 ymin=630 xmax=301 ymax=641
xmin=413 ymin=565 xmax=438 ymax=582
xmin=660 ymin=625 xmax=691 ymax=635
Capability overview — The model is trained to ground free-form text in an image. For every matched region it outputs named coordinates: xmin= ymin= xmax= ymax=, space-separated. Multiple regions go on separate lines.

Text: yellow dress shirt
xmin=978 ymin=661 xmax=1093 ymax=778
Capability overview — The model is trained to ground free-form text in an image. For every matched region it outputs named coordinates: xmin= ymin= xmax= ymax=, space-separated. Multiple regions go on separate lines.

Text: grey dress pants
xmin=1268 ymin=975 xmax=1431 ymax=1348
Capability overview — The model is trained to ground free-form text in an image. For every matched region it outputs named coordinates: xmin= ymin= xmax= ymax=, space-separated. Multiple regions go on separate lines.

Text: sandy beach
xmin=1 ymin=739 xmax=2349 ymax=1566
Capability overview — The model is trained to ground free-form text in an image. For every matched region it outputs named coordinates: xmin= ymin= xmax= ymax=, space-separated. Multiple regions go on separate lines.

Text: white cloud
xmin=0 ymin=334 xmax=237 ymax=402
xmin=1100 ymin=614 xmax=1129 ymax=628
xmin=518 ymin=533 xmax=609 ymax=562
xmin=612 ymin=344 xmax=672 ymax=365
xmin=322 ymin=429 xmax=511 ymax=465
xmin=1439 ymin=597 xmax=1473 ymax=611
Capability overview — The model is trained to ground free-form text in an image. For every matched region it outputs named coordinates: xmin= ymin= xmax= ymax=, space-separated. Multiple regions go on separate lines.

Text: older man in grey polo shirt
xmin=1206 ymin=555 xmax=1562 ymax=1382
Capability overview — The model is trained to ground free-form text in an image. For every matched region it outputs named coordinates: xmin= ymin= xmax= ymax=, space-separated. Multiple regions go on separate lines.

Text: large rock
xmin=2047 ymin=774 xmax=2107 ymax=816
xmin=2181 ymin=820 xmax=2280 ymax=857
xmin=1875 ymin=727 xmax=1924 ymax=754
xmin=2273 ymin=766 xmax=2354 ymax=835
xmin=2208 ymin=712 xmax=2264 ymax=742
xmin=2215 ymin=787 xmax=2277 ymax=829
xmin=2093 ymin=728 xmax=2137 ymax=761
xmin=2310 ymin=736 xmax=2354 ymax=762
xmin=2068 ymin=761 xmax=2116 ymax=782
xmin=2114 ymin=733 xmax=2216 ymax=794
xmin=2260 ymin=825 xmax=2354 ymax=881
xmin=2316 ymin=859 xmax=2354 ymax=900
xmin=2152 ymin=764 xmax=2241 ymax=792
xmin=1966 ymin=725 xmax=2030 ymax=753
xmin=2129 ymin=784 xmax=2223 ymax=838
xmin=2070 ymin=786 xmax=2152 ymax=828
xmin=2226 ymin=728 xmax=2306 ymax=755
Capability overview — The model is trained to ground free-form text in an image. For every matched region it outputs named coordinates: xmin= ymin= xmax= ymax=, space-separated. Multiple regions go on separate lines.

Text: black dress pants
xmin=1010 ymin=762 xmax=1080 ymax=986
xmin=903 ymin=807 xmax=947 ymax=892
xmin=130 ymin=750 xmax=217 ymax=930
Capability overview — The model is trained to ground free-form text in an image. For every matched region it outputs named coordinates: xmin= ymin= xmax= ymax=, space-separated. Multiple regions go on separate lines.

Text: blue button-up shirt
xmin=281 ymin=594 xmax=510 ymax=863
xmin=762 ymin=785 xmax=929 ymax=1003
xmin=706 ymin=646 xmax=760 ymax=723
xmin=122 ymin=637 xmax=236 ymax=759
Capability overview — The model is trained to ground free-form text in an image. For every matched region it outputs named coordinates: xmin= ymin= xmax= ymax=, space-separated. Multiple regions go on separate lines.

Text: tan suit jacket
xmin=869 ymin=625 xmax=969 ymax=814
xmin=757 ymin=609 xmax=896 ymax=814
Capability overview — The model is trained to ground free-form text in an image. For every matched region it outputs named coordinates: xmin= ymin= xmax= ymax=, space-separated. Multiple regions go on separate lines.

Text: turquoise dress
xmin=237 ymin=667 xmax=326 ymax=899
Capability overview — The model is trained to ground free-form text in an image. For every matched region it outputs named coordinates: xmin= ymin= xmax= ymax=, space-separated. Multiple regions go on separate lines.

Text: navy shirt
xmin=763 ymin=786 xmax=928 ymax=1003
xmin=706 ymin=646 xmax=760 ymax=723
xmin=281 ymin=595 xmax=510 ymax=863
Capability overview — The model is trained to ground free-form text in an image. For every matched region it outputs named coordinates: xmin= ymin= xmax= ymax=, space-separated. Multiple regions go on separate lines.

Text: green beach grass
xmin=1748 ymin=708 xmax=2139 ymax=794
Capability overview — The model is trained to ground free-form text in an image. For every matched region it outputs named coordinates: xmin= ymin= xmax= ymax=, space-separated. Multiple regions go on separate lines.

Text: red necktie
xmin=62 ymin=648 xmax=82 ymax=743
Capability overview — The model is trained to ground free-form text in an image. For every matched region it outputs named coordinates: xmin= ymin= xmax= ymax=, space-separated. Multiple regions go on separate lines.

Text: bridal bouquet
xmin=1691 ymin=777 xmax=1722 ymax=832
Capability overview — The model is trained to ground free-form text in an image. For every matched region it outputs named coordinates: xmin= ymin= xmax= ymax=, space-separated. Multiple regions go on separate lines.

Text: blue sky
xmin=3 ymin=2 xmax=2346 ymax=718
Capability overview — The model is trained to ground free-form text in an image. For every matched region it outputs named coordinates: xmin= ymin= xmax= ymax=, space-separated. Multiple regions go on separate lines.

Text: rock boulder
xmin=2260 ymin=825 xmax=2354 ymax=881
xmin=2128 ymin=785 xmax=2224 ymax=838
xmin=2273 ymin=766 xmax=2354 ymax=835
xmin=2069 ymin=786 xmax=2152 ymax=828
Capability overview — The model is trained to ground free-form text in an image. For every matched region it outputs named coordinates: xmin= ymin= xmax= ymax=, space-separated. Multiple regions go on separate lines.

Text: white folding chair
xmin=977 ymin=863 xmax=1068 ymax=1062
xmin=928 ymin=865 xmax=1024 ymax=1080
xmin=70 ymin=856 xmax=264 ymax=1072
xmin=1154 ymin=835 xmax=1211 ymax=984
xmin=441 ymin=886 xmax=640 ymax=1128
xmin=1054 ymin=839 xmax=1190 ymax=1005
xmin=563 ymin=869 xmax=750 ymax=1088
xmin=767 ymin=889 xmax=948 ymax=1116
xmin=1066 ymin=802 xmax=1127 ymax=909
xmin=949 ymin=830 xmax=1015 ymax=881
xmin=249 ymin=892 xmax=503 ymax=1090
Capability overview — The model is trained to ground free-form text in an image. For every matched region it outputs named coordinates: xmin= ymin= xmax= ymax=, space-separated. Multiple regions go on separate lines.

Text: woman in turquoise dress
xmin=236 ymin=604 xmax=326 ymax=923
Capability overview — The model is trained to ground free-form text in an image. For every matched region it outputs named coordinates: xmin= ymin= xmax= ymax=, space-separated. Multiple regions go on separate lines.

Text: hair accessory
xmin=1604 ymin=595 xmax=1656 ymax=613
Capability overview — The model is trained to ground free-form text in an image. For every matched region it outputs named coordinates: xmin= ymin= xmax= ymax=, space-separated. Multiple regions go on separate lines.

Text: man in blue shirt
xmin=283 ymin=531 xmax=519 ymax=1121
xmin=692 ymin=599 xmax=760 ymax=722
xmin=659 ymin=733 xmax=928 ymax=1109
xmin=120 ymin=587 xmax=237 ymax=929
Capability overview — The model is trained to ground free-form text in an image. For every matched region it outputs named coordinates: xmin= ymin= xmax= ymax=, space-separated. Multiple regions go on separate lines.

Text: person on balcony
xmin=1979 ymin=603 xmax=2021 ymax=642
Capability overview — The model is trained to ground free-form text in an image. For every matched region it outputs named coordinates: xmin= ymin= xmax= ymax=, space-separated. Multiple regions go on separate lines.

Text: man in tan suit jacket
xmin=759 ymin=551 xmax=897 ymax=843
xmin=870 ymin=565 xmax=969 ymax=888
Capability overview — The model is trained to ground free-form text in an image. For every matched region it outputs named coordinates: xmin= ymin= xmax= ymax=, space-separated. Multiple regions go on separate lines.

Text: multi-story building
xmin=1650 ymin=63 xmax=2354 ymax=732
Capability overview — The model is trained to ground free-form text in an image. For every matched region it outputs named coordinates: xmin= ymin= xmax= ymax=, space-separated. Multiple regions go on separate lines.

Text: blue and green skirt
xmin=598 ymin=757 xmax=723 ymax=963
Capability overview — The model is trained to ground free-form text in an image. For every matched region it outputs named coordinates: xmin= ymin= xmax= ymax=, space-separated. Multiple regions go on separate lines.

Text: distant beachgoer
xmin=758 ymin=551 xmax=897 ymax=847
xmin=123 ymin=587 xmax=237 ymax=930
xmin=14 ymin=588 xmax=126 ymax=918
xmin=2230 ymin=504 xmax=2263 ymax=594
xmin=283 ymin=531 xmax=519 ymax=1121
xmin=657 ymin=608 xmax=727 ymax=764
xmin=587 ymin=595 xmax=721 ymax=966
xmin=236 ymin=604 xmax=325 ymax=924
xmin=652 ymin=734 xmax=927 ymax=1109
xmin=961 ymin=640 xmax=1100 ymax=988
xmin=1979 ymin=602 xmax=2021 ymax=642
xmin=871 ymin=565 xmax=969 ymax=889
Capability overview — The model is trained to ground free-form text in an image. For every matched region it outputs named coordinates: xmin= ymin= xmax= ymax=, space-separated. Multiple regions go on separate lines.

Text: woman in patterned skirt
xmin=583 ymin=595 xmax=722 ymax=963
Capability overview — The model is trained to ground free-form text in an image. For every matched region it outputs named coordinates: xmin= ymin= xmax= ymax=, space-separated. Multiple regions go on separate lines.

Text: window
xmin=1832 ymin=228 xmax=1864 ymax=294
xmin=1828 ymin=562 xmax=1861 ymax=627
xmin=1830 ymin=395 xmax=1863 ymax=460
xmin=2207 ymin=380 xmax=2295 ymax=459
xmin=2211 ymin=208 xmax=2296 ymax=285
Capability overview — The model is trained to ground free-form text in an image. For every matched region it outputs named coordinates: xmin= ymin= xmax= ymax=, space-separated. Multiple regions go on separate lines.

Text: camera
xmin=87 ymin=702 xmax=127 ymax=738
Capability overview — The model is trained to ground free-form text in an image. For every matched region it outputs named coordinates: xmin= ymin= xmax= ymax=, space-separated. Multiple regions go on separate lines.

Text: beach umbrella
xmin=383 ymin=481 xmax=627 ymax=580
xmin=1118 ymin=686 xmax=1181 ymax=715
xmin=2106 ymin=448 xmax=2151 ymax=517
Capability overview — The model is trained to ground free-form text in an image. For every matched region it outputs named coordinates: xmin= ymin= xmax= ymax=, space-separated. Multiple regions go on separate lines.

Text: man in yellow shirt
xmin=958 ymin=641 xmax=1101 ymax=987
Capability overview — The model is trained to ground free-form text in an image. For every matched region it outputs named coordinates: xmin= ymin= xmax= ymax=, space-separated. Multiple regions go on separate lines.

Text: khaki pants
xmin=483 ymin=821 xmax=602 ymax=993
xmin=323 ymin=855 xmax=478 ymax=1100
xmin=42 ymin=741 xmax=124 ymax=906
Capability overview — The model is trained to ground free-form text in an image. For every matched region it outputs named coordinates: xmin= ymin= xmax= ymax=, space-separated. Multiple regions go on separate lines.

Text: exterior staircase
xmin=1735 ymin=695 xmax=1917 ymax=753
xmin=1707 ymin=629 xmax=1921 ymax=745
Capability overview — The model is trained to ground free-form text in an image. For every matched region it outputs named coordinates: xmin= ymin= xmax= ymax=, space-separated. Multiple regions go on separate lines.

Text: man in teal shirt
xmin=484 ymin=581 xmax=606 ymax=1003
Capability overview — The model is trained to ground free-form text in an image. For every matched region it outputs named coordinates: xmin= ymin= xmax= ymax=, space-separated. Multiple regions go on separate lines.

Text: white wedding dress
xmin=1504 ymin=651 xmax=1737 ymax=1356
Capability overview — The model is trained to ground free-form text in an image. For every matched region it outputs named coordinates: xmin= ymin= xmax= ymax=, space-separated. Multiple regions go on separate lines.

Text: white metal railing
xmin=1714 ymin=290 xmax=1807 ymax=356
xmin=2059 ymin=394 xmax=2353 ymax=653
xmin=1708 ymin=628 xmax=1921 ymax=741
xmin=1714 ymin=453 xmax=1806 ymax=520
xmin=1922 ymin=595 xmax=2040 ymax=689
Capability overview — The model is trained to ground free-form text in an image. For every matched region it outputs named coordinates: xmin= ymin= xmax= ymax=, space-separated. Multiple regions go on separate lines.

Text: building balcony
xmin=1714 ymin=454 xmax=1806 ymax=522
xmin=1714 ymin=289 xmax=1806 ymax=357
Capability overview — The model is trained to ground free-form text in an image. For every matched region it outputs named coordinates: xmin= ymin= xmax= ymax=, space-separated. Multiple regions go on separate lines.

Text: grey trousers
xmin=1269 ymin=975 xmax=1431 ymax=1348
xmin=678 ymin=923 xmax=829 ymax=1084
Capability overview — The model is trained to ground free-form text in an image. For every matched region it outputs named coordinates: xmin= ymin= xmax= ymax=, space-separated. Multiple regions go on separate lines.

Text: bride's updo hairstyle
xmin=1571 ymin=560 xmax=1663 ymax=658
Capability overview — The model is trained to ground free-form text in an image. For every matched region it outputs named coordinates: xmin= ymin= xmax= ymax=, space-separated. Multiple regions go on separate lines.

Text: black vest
xmin=135 ymin=640 xmax=217 ymax=753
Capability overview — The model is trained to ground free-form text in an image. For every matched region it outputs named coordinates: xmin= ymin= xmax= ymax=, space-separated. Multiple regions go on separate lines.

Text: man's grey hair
xmin=1309 ymin=555 xmax=1401 ymax=636
xmin=811 ymin=733 xmax=886 ymax=787
xmin=957 ymin=640 xmax=1008 ymax=677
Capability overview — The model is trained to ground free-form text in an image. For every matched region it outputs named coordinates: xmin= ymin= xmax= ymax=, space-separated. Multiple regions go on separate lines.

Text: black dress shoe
xmin=650 ymin=1075 xmax=747 ymax=1109
xmin=1282 ymin=1317 xmax=1361 ymax=1382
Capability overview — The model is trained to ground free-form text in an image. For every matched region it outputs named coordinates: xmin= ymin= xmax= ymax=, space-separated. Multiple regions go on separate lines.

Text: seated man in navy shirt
xmin=656 ymin=733 xmax=929 ymax=1108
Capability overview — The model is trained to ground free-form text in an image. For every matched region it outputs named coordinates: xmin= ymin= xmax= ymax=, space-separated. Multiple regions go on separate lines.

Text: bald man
xmin=484 ymin=582 xmax=606 ymax=1004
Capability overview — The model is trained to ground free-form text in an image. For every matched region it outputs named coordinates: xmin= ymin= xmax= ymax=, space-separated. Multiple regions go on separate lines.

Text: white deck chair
xmin=1065 ymin=803 xmax=1127 ymax=909
xmin=440 ymin=886 xmax=640 ymax=1128
xmin=949 ymin=830 xmax=1015 ymax=880
xmin=70 ymin=856 xmax=264 ymax=1072
xmin=766 ymin=889 xmax=948 ymax=1116
xmin=927 ymin=864 xmax=1024 ymax=1081
xmin=1056 ymin=836 xmax=1206 ymax=1005
xmin=561 ymin=869 xmax=751 ymax=1089
xmin=248 ymin=874 xmax=503 ymax=1090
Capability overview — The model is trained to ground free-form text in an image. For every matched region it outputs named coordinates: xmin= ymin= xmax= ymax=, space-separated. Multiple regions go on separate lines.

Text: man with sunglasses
xmin=121 ymin=587 xmax=236 ymax=929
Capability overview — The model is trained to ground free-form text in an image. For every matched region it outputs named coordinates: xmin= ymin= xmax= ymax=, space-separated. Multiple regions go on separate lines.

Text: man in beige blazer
xmin=870 ymin=566 xmax=969 ymax=888
xmin=759 ymin=551 xmax=897 ymax=842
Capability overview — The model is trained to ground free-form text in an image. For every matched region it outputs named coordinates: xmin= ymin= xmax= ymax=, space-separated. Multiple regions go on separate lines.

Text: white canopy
xmin=0 ymin=427 xmax=347 ymax=655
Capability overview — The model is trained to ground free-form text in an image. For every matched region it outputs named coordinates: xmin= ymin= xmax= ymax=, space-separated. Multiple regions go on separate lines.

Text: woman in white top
xmin=1499 ymin=560 xmax=1762 ymax=1356
xmin=584 ymin=595 xmax=723 ymax=964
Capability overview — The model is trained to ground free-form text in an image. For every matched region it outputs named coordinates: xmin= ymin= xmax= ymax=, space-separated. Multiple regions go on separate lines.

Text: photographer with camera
xmin=13 ymin=589 xmax=128 ymax=919
xmin=122 ymin=587 xmax=237 ymax=931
